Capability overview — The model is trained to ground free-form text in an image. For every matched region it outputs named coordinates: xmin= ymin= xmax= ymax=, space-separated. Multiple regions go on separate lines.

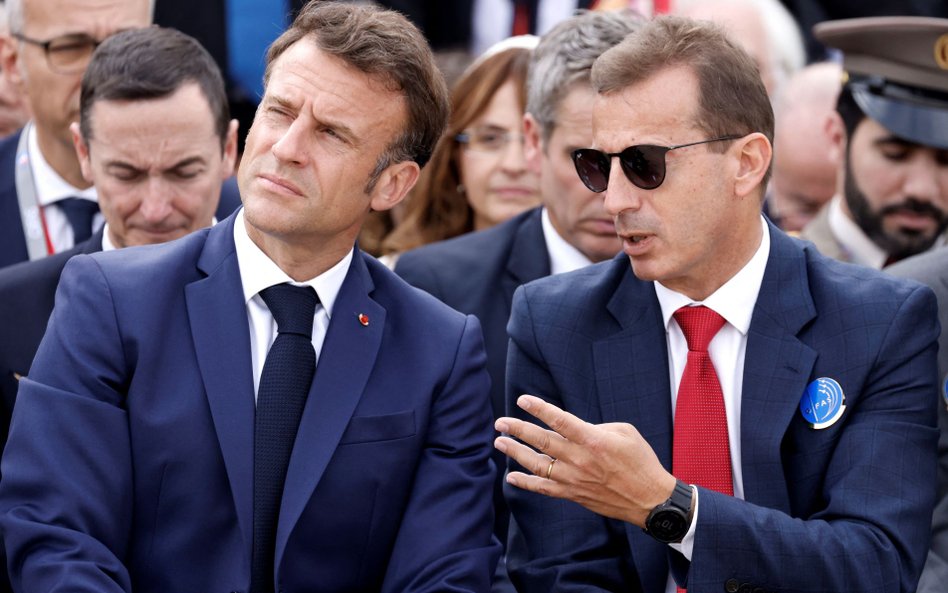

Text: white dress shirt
xmin=28 ymin=124 xmax=102 ymax=252
xmin=654 ymin=217 xmax=771 ymax=593
xmin=541 ymin=207 xmax=593 ymax=275
xmin=233 ymin=210 xmax=352 ymax=400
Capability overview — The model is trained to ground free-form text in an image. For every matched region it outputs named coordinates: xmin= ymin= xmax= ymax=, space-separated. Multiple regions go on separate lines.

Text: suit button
xmin=725 ymin=579 xmax=740 ymax=593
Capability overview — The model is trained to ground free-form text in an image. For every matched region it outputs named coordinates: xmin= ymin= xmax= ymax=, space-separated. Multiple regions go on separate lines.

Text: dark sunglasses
xmin=571 ymin=135 xmax=743 ymax=192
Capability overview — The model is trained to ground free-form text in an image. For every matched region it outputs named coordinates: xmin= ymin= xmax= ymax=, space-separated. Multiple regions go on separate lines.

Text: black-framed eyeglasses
xmin=11 ymin=32 xmax=102 ymax=75
xmin=571 ymin=135 xmax=743 ymax=192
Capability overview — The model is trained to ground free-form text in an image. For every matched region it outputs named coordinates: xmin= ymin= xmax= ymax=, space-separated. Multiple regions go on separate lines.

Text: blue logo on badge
xmin=800 ymin=377 xmax=847 ymax=429
xmin=942 ymin=375 xmax=948 ymax=411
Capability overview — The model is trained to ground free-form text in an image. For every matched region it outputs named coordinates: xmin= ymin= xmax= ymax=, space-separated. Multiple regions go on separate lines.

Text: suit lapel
xmin=503 ymin=208 xmax=550 ymax=304
xmin=275 ymin=250 xmax=384 ymax=569
xmin=594 ymin=263 xmax=672 ymax=593
xmin=740 ymin=226 xmax=817 ymax=511
xmin=185 ymin=214 xmax=257 ymax=557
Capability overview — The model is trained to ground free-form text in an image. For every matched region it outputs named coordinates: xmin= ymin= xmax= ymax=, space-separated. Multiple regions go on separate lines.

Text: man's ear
xmin=222 ymin=118 xmax=238 ymax=178
xmin=368 ymin=160 xmax=420 ymax=212
xmin=732 ymin=132 xmax=771 ymax=199
xmin=523 ymin=113 xmax=543 ymax=175
xmin=825 ymin=111 xmax=846 ymax=168
xmin=1 ymin=35 xmax=24 ymax=92
xmin=70 ymin=121 xmax=94 ymax=184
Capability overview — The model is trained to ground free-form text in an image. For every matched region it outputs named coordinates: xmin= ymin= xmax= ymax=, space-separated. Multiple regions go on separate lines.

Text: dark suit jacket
xmin=505 ymin=224 xmax=939 ymax=593
xmin=0 ymin=128 xmax=243 ymax=270
xmin=0 ymin=213 xmax=499 ymax=592
xmin=0 ymin=230 xmax=103 ymax=447
xmin=886 ymin=248 xmax=948 ymax=593
xmin=395 ymin=207 xmax=549 ymax=543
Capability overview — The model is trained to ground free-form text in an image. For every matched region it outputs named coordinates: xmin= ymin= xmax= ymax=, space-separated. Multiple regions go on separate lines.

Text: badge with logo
xmin=800 ymin=377 xmax=847 ymax=429
xmin=942 ymin=374 xmax=948 ymax=411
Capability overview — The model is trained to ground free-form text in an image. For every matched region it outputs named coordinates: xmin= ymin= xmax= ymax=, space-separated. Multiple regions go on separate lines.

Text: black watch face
xmin=648 ymin=509 xmax=688 ymax=543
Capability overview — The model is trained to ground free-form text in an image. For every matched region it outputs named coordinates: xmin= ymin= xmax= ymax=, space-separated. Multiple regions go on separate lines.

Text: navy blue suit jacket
xmin=0 ymin=230 xmax=103 ymax=447
xmin=0 ymin=129 xmax=243 ymax=270
xmin=0 ymin=213 xmax=499 ymax=592
xmin=505 ymin=224 xmax=939 ymax=593
xmin=395 ymin=207 xmax=549 ymax=583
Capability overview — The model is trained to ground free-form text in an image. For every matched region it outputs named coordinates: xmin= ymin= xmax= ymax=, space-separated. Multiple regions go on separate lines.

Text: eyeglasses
xmin=571 ymin=135 xmax=743 ymax=192
xmin=456 ymin=128 xmax=524 ymax=154
xmin=11 ymin=32 xmax=103 ymax=75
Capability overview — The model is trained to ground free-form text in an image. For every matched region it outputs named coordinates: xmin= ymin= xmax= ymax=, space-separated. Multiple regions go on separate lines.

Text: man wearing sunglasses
xmin=495 ymin=15 xmax=937 ymax=593
xmin=799 ymin=18 xmax=948 ymax=268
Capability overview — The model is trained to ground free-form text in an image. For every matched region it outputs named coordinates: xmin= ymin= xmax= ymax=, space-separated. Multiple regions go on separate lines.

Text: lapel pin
xmin=800 ymin=377 xmax=846 ymax=429
xmin=942 ymin=374 xmax=948 ymax=412
xmin=358 ymin=313 xmax=369 ymax=327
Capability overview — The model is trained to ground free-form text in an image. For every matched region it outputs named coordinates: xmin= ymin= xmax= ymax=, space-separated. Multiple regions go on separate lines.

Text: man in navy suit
xmin=0 ymin=25 xmax=238 ymax=458
xmin=396 ymin=8 xmax=642 ymax=565
xmin=494 ymin=16 xmax=938 ymax=593
xmin=0 ymin=3 xmax=498 ymax=592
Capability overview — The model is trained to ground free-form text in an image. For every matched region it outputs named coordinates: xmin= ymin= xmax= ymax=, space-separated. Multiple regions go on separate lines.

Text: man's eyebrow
xmin=167 ymin=156 xmax=206 ymax=170
xmin=873 ymin=135 xmax=916 ymax=148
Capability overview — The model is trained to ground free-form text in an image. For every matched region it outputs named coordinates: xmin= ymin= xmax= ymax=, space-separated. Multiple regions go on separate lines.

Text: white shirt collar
xmin=233 ymin=209 xmax=352 ymax=318
xmin=27 ymin=123 xmax=96 ymax=206
xmin=654 ymin=216 xmax=771 ymax=334
xmin=541 ymin=207 xmax=593 ymax=275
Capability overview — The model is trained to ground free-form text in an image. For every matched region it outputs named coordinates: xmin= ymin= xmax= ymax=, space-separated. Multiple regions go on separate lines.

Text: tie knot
xmin=259 ymin=283 xmax=318 ymax=337
xmin=673 ymin=305 xmax=725 ymax=352
xmin=58 ymin=197 xmax=100 ymax=243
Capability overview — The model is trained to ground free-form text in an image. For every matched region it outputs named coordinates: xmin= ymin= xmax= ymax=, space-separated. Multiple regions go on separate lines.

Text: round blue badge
xmin=942 ymin=374 xmax=948 ymax=411
xmin=800 ymin=377 xmax=847 ymax=430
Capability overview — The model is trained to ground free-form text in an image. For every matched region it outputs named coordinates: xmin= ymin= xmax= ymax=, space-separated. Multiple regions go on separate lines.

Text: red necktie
xmin=512 ymin=1 xmax=530 ymax=35
xmin=672 ymin=306 xmax=734 ymax=496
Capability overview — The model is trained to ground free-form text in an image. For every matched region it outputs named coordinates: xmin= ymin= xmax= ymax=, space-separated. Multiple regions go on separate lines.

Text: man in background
xmin=769 ymin=62 xmax=841 ymax=232
xmin=800 ymin=17 xmax=948 ymax=267
xmin=0 ymin=25 xmax=237 ymax=454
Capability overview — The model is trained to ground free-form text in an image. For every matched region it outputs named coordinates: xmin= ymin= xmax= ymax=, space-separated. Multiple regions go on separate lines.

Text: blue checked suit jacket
xmin=504 ymin=222 xmax=939 ymax=593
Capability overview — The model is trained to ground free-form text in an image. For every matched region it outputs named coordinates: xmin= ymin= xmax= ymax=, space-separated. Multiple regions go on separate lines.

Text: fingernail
xmin=506 ymin=474 xmax=519 ymax=487
xmin=518 ymin=395 xmax=532 ymax=410
xmin=494 ymin=438 xmax=507 ymax=453
xmin=495 ymin=419 xmax=510 ymax=433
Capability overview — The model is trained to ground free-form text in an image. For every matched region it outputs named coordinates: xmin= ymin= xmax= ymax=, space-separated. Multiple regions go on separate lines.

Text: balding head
xmin=771 ymin=62 xmax=842 ymax=232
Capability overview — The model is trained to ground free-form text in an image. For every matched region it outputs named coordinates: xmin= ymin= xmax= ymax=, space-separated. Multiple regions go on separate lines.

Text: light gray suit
xmin=887 ymin=248 xmax=948 ymax=593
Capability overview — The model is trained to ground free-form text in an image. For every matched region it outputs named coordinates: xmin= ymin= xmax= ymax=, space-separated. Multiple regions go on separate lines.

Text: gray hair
xmin=526 ymin=9 xmax=643 ymax=143
xmin=6 ymin=0 xmax=155 ymax=32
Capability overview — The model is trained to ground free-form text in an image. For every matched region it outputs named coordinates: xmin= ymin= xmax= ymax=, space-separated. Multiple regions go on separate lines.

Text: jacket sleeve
xmin=0 ymin=255 xmax=133 ymax=592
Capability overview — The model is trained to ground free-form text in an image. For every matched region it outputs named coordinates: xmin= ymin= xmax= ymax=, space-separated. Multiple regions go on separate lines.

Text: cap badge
xmin=935 ymin=34 xmax=948 ymax=70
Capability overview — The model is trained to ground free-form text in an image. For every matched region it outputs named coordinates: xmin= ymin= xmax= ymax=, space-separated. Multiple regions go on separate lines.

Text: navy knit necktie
xmin=251 ymin=283 xmax=318 ymax=593
xmin=57 ymin=197 xmax=99 ymax=243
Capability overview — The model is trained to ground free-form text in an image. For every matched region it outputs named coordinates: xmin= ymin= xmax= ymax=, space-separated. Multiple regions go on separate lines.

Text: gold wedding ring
xmin=545 ymin=458 xmax=557 ymax=480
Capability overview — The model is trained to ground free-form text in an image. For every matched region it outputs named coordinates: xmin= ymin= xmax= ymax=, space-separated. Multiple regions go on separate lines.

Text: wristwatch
xmin=644 ymin=480 xmax=695 ymax=544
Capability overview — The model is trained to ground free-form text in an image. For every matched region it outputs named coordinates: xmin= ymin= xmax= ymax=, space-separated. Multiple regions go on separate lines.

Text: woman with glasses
xmin=368 ymin=37 xmax=540 ymax=260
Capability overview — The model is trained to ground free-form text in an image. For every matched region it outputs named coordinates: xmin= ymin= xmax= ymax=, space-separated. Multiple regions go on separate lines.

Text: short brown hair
xmin=266 ymin=0 xmax=449 ymax=187
xmin=381 ymin=46 xmax=532 ymax=254
xmin=592 ymin=15 xmax=774 ymax=184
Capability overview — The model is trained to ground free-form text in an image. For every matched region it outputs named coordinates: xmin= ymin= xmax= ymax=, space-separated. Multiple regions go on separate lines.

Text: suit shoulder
xmin=800 ymin=240 xmax=932 ymax=313
xmin=397 ymin=210 xmax=528 ymax=272
xmin=517 ymin=256 xmax=633 ymax=312
xmin=0 ymin=247 xmax=75 ymax=306
xmin=367 ymin=254 xmax=475 ymax=329
xmin=885 ymin=247 xmax=948 ymax=287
